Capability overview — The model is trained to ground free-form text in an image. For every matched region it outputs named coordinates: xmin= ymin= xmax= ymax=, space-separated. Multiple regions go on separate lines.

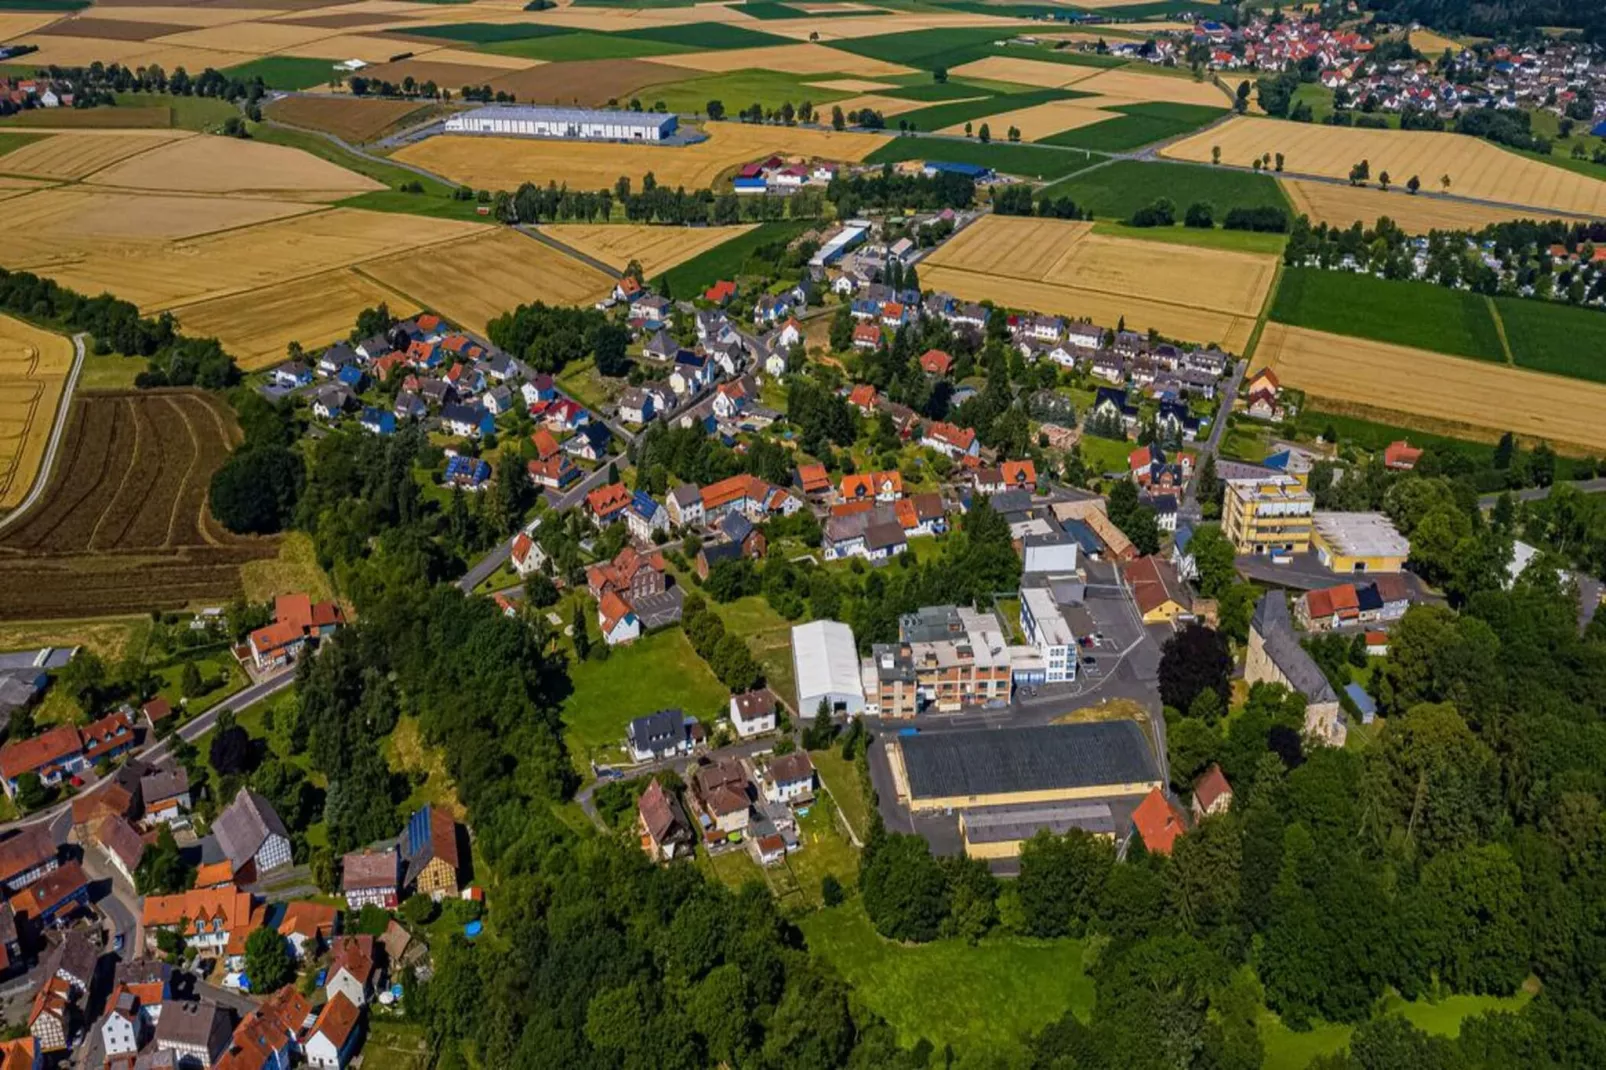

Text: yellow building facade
xmin=1222 ymin=474 xmax=1314 ymax=556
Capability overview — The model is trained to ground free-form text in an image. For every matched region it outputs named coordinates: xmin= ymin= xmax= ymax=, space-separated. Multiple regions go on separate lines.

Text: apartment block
xmin=1222 ymin=474 xmax=1314 ymax=556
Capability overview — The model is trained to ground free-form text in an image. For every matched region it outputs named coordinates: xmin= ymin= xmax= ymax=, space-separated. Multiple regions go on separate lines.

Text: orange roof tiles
xmin=310 ymin=991 xmax=361 ymax=1051
xmin=585 ymin=482 xmax=632 ymax=517
xmin=1131 ymin=788 xmax=1186 ymax=856
xmin=599 ymin=591 xmax=634 ymax=633
xmin=796 ymin=464 xmax=830 ymax=493
xmin=0 ymin=725 xmax=81 ymax=782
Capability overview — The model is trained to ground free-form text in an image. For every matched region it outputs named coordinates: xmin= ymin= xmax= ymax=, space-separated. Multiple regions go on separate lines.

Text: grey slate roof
xmin=1252 ymin=593 xmax=1338 ymax=704
xmin=213 ymin=789 xmax=288 ymax=870
xmin=899 ymin=722 xmax=1159 ymax=800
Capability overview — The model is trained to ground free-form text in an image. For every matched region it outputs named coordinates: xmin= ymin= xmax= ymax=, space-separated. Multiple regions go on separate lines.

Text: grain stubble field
xmin=1255 ymin=322 xmax=1606 ymax=454
xmin=0 ymin=314 xmax=74 ymax=512
xmin=539 ymin=222 xmax=757 ymax=276
xmin=921 ymin=215 xmax=1275 ymax=351
xmin=0 ymin=390 xmax=278 ymax=620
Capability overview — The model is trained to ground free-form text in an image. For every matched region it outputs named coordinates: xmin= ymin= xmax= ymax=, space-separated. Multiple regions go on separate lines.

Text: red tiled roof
xmin=925 ymin=421 xmax=976 ymax=451
xmin=1193 ymin=764 xmax=1232 ymax=813
xmin=531 ymin=429 xmax=560 ymax=459
xmin=1131 ymin=788 xmax=1186 ymax=856
xmin=796 ymin=464 xmax=830 ymax=493
xmin=1001 ymin=460 xmax=1036 ymax=487
xmin=599 ymin=591 xmax=634 ymax=633
xmin=0 ymin=725 xmax=81 ymax=782
xmin=309 ymin=991 xmax=361 ymax=1051
xmin=585 ymin=482 xmax=632 ymax=518
xmin=919 ymin=348 xmax=952 ymax=375
xmin=848 ymin=384 xmax=877 ymax=408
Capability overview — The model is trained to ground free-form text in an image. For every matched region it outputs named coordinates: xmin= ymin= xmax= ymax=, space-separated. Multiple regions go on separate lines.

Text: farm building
xmin=921 ymin=160 xmax=993 ymax=180
xmin=444 ymin=106 xmax=677 ymax=142
xmin=809 ymin=220 xmax=871 ymax=268
xmin=792 ymin=621 xmax=864 ymax=719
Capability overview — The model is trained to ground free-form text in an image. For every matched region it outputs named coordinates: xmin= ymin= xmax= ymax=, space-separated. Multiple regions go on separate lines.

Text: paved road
xmin=1181 ymin=358 xmax=1246 ymax=522
xmin=521 ymin=225 xmax=621 ymax=278
xmin=0 ymin=332 xmax=84 ymax=534
xmin=1477 ymin=477 xmax=1606 ymax=508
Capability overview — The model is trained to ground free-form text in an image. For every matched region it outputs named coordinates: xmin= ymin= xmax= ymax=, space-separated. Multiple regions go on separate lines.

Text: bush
xmin=402 ymin=893 xmax=439 ymax=927
xmin=821 ymin=873 xmax=845 ymax=907
xmin=1128 ymin=197 xmax=1175 ymax=228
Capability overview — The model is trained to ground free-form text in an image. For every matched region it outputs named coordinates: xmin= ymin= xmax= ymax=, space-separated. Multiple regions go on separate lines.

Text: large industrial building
xmin=444 ymin=106 xmax=678 ymax=142
xmin=792 ymin=620 xmax=864 ymax=718
xmin=1310 ymin=511 xmax=1410 ymax=573
xmin=888 ymin=721 xmax=1162 ymax=858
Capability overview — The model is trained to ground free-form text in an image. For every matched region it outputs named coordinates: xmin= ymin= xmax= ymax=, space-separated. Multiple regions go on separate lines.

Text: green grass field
xmin=1271 ymin=268 xmax=1506 ymax=363
xmin=640 ymin=70 xmax=854 ymax=115
xmin=880 ymin=79 xmax=1001 ymax=102
xmin=222 ymin=56 xmax=341 ymax=91
xmin=486 ymin=32 xmax=694 ymax=61
xmin=1284 ymin=408 xmax=1591 ymax=478
xmin=0 ymin=0 xmax=86 ymax=8
xmin=1092 ymin=219 xmax=1288 ymax=255
xmin=0 ymin=130 xmax=44 ymax=157
xmin=830 ymin=26 xmax=1023 ymax=70
xmin=1039 ymin=102 xmax=1226 ymax=152
xmin=800 ymin=901 xmax=1096 ymax=1062
xmin=659 ymin=218 xmax=810 ymax=297
xmin=865 ymin=134 xmax=1100 ymax=180
xmin=561 ymin=628 xmax=729 ymax=757
xmin=616 ymin=21 xmax=792 ymax=49
xmin=810 ymin=749 xmax=870 ymax=840
xmin=1079 ymin=432 xmax=1134 ymax=476
xmin=408 ymin=22 xmax=576 ymax=43
xmin=1492 ymin=295 xmax=1606 ymax=384
xmin=706 ymin=594 xmax=797 ymax=709
xmin=897 ymin=87 xmax=1086 ymax=133
xmin=1260 ymin=986 xmax=1534 ymax=1069
xmin=1038 ymin=159 xmax=1290 ymax=219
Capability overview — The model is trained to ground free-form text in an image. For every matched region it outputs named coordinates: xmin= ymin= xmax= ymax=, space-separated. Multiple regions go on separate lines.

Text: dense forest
xmin=1367 ymin=0 xmax=1606 ymax=43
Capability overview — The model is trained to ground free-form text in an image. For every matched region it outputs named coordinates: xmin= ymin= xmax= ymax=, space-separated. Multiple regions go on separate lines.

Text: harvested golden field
xmin=360 ymin=229 xmax=613 ymax=332
xmin=541 ymin=222 xmax=755 ymax=275
xmin=0 ymin=12 xmax=69 ymax=37
xmin=265 ymin=95 xmax=427 ymax=142
xmin=937 ymin=97 xmax=1110 ymax=138
xmin=0 ymin=315 xmax=74 ymax=511
xmin=173 ymin=267 xmax=418 ymax=370
xmin=1257 ymin=323 xmax=1606 ymax=453
xmin=394 ymin=122 xmax=889 ymax=191
xmin=40 ymin=207 xmax=485 ymax=311
xmin=0 ymin=189 xmax=321 ymax=258
xmin=948 ymin=55 xmax=1103 ymax=89
xmin=119 ymin=44 xmax=259 ymax=72
xmin=0 ymin=130 xmax=184 ymax=180
xmin=72 ymin=6 xmax=284 ymax=27
xmin=88 ymin=132 xmax=383 ymax=198
xmin=144 ymin=19 xmax=345 ymax=52
xmin=1165 ymin=116 xmax=1606 ymax=218
xmin=920 ymin=214 xmax=1274 ymax=351
xmin=647 ymin=43 xmax=914 ymax=77
xmin=14 ymin=36 xmax=152 ymax=66
xmin=1410 ymin=28 xmax=1463 ymax=55
xmin=1281 ymin=178 xmax=1581 ymax=230
xmin=837 ymin=92 xmax=955 ymax=119
xmin=1070 ymin=68 xmax=1233 ymax=107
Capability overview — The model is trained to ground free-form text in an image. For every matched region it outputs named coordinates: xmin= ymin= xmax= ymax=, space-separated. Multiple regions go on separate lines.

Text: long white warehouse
xmin=792 ymin=620 xmax=864 ymax=719
xmin=444 ymin=105 xmax=677 ymax=141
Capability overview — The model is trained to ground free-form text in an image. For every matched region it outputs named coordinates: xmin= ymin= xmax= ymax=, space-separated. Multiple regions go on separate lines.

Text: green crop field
xmin=1040 ymin=102 xmax=1226 ymax=151
xmin=485 ymin=32 xmax=693 ymax=61
xmin=1038 ymin=159 xmax=1290 ymax=219
xmin=659 ymin=219 xmax=810 ymax=297
xmin=880 ymin=79 xmax=1002 ymax=102
xmin=407 ymin=22 xmax=575 ymax=43
xmin=616 ymin=21 xmax=793 ymax=49
xmin=1271 ymin=268 xmax=1506 ymax=363
xmin=800 ymin=901 xmax=1095 ymax=1063
xmin=830 ymin=26 xmax=1022 ymax=70
xmin=1493 ymin=296 xmax=1606 ymax=384
xmin=740 ymin=0 xmax=874 ymax=18
xmin=0 ymin=131 xmax=45 ymax=157
xmin=897 ymin=87 xmax=1087 ymax=133
xmin=865 ymin=133 xmax=1099 ymax=180
xmin=639 ymin=70 xmax=854 ymax=115
xmin=223 ymin=56 xmax=343 ymax=91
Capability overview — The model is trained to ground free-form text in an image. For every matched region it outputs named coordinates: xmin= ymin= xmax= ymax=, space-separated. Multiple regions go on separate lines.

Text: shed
xmin=791 ymin=621 xmax=864 ymax=718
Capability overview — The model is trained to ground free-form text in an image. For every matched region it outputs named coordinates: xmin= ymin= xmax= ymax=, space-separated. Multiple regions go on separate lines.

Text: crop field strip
xmin=864 ymin=135 xmax=1100 ymax=180
xmin=0 ymin=314 xmax=74 ymax=511
xmin=1255 ymin=322 xmax=1606 ymax=456
xmin=263 ymin=95 xmax=431 ymax=143
xmin=1279 ymin=178 xmax=1587 ymax=231
xmin=1269 ymin=267 xmax=1508 ymax=364
xmin=0 ymin=390 xmax=275 ymax=621
xmin=920 ymin=214 xmax=1275 ymax=351
xmin=538 ymin=222 xmax=758 ymax=276
xmin=1036 ymin=159 xmax=1292 ymax=219
xmin=1163 ymin=116 xmax=1606 ymax=219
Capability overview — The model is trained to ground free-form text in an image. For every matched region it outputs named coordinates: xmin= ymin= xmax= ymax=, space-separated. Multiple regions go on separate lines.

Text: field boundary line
xmin=0 ymin=379 xmax=43 ymax=509
xmin=525 ymin=224 xmax=626 ymax=277
xmin=88 ymin=396 xmax=143 ymax=552
xmin=347 ymin=264 xmax=435 ymax=320
xmin=0 ymin=331 xmax=84 ymax=536
xmin=923 ymin=261 xmax=1266 ymax=321
xmin=72 ymin=130 xmax=196 ymax=183
xmin=164 ymin=396 xmax=205 ymax=551
xmin=1487 ymin=297 xmax=1514 ymax=365
xmin=1241 ymin=259 xmax=1284 ymax=365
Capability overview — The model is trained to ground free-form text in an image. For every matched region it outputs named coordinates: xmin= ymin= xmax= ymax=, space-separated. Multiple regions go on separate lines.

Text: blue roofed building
xmin=359 ymin=407 xmax=396 ymax=436
xmin=1344 ymin=683 xmax=1377 ymax=724
xmin=922 ymin=160 xmax=993 ymax=180
xmin=443 ymin=455 xmax=491 ymax=490
xmin=626 ymin=491 xmax=668 ymax=542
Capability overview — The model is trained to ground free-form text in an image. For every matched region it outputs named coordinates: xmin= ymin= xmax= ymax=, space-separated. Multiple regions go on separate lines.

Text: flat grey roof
xmin=961 ymin=800 xmax=1115 ymax=843
xmin=454 ymin=105 xmax=674 ymax=126
xmin=1313 ymin=511 xmax=1410 ymax=558
xmin=900 ymin=722 xmax=1158 ymax=800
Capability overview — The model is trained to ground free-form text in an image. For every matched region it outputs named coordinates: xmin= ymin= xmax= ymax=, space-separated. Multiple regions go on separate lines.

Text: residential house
xmin=526 ymin=454 xmax=578 ymax=491
xmin=509 ymin=532 xmax=546 ymax=578
xmin=974 ymin=460 xmax=1036 ymax=495
xmin=587 ymin=547 xmax=666 ymax=603
xmin=760 ymin=751 xmax=815 ymax=806
xmin=630 ymin=294 xmax=671 ymax=327
xmin=401 ymin=805 xmax=461 ymax=901
xmin=246 ymin=593 xmax=344 ymax=673
xmin=270 ymin=363 xmax=312 ymax=390
xmin=316 ymin=344 xmax=358 ymax=378
xmin=585 ymin=483 xmax=633 ymax=525
xmin=753 ymin=294 xmax=792 ymax=327
xmin=1155 ymin=400 xmax=1201 ymax=443
xmin=1171 ymin=522 xmax=1197 ymax=582
xmin=920 ymin=421 xmax=979 ymax=460
xmin=303 ymin=993 xmax=361 ymax=1070
xmin=690 ymin=759 xmax=752 ymax=842
xmin=143 ymin=890 xmax=261 ymax=962
xmin=442 ymin=455 xmax=490 ymax=490
xmin=0 ymin=826 xmax=59 ymax=892
xmin=626 ymin=709 xmax=691 ymax=763
xmin=840 ymin=470 xmax=903 ymax=504
xmin=1191 ymin=765 xmax=1233 ymax=819
xmin=564 ymin=423 xmax=612 ymax=462
xmin=93 ymin=816 xmax=146 ymax=884
xmin=340 ymin=849 xmax=399 ymax=911
xmin=541 ymin=398 xmax=590 ymax=434
xmin=617 ymin=387 xmax=656 ymax=425
xmin=28 ymin=977 xmax=71 ymax=1054
xmin=278 ymin=901 xmax=338 ymax=961
xmin=1144 ymin=492 xmax=1179 ymax=533
xmin=598 ymin=591 xmax=641 ymax=646
xmin=14 ymin=861 xmax=89 ymax=925
xmin=1090 ymin=387 xmax=1138 ymax=435
xmin=637 ymin=779 xmax=694 ymax=862
xmin=776 ymin=317 xmax=803 ymax=350
xmin=0 ymin=726 xmax=84 ymax=799
xmin=1384 ymin=440 xmax=1422 ymax=470
xmin=101 ymin=989 xmax=146 ymax=1063
xmin=894 ymin=492 xmax=947 ymax=538
xmin=325 ymin=935 xmax=377 ymax=1007
xmin=703 ymin=280 xmax=737 ymax=306
xmin=358 ymin=407 xmax=395 ymax=436
xmin=670 ymin=352 xmax=712 ymax=396
xmin=310 ymin=384 xmax=353 ymax=422
xmin=1090 ymin=351 xmax=1126 ymax=383
xmin=728 ymin=689 xmax=778 ymax=738
xmin=1065 ymin=322 xmax=1103 ymax=351
xmin=392 ymin=391 xmax=427 ymax=423
xmin=213 ymin=789 xmax=293 ymax=881
xmin=520 ymin=374 xmax=557 ymax=409
xmin=482 ymin=386 xmax=515 ymax=416
xmin=712 ymin=378 xmax=752 ymax=421
xmin=667 ymin=485 xmax=704 ymax=528
xmin=851 ymin=323 xmax=881 ymax=350
xmin=1130 ymin=788 xmax=1187 ymax=856
xmin=919 ymin=348 xmax=953 ymax=376
xmin=156 ymin=1001 xmax=233 ymax=1068
xmin=1122 ymin=556 xmax=1192 ymax=626
xmin=80 ymin=706 xmax=136 ymax=767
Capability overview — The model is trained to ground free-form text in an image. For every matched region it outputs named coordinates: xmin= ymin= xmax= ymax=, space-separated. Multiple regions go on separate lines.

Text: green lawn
xmin=865 ymin=134 xmax=1100 ymax=180
xmin=561 ymin=628 xmax=729 ymax=757
xmin=659 ymin=219 xmax=809 ymax=297
xmin=1259 ymin=986 xmax=1534 ymax=1069
xmin=1038 ymin=159 xmax=1291 ymax=220
xmin=707 ymin=595 xmax=797 ymax=711
xmin=1492 ymin=295 xmax=1606 ymax=384
xmin=699 ymin=841 xmax=767 ymax=890
xmin=1079 ymin=433 xmax=1133 ymax=476
xmin=1291 ymin=83 xmax=1335 ymax=122
xmin=553 ymin=354 xmax=620 ymax=411
xmin=152 ymin=653 xmax=245 ymax=717
xmin=637 ymin=70 xmax=854 ymax=116
xmin=799 ymin=901 xmax=1096 ymax=1062
xmin=770 ymin=801 xmax=860 ymax=907
xmin=1039 ymin=102 xmax=1227 ymax=152
xmin=222 ymin=56 xmax=342 ymax=91
xmin=76 ymin=352 xmax=145 ymax=391
xmin=809 ymin=749 xmax=870 ymax=841
xmin=1270 ymin=268 xmax=1506 ymax=363
xmin=1091 ymin=219 xmax=1288 ymax=256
